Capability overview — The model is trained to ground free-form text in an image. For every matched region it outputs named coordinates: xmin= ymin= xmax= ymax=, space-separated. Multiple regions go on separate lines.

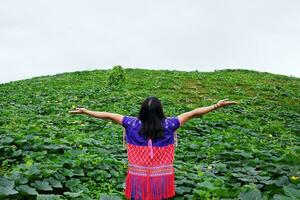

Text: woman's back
xmin=122 ymin=116 xmax=180 ymax=200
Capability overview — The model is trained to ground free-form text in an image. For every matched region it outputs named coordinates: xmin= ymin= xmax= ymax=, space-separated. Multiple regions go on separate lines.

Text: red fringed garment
xmin=122 ymin=116 xmax=180 ymax=200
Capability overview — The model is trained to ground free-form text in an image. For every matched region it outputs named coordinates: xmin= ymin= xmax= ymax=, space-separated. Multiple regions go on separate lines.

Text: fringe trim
xmin=124 ymin=171 xmax=175 ymax=200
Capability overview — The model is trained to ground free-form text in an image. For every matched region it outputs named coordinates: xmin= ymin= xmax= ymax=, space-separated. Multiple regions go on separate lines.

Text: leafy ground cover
xmin=0 ymin=66 xmax=299 ymax=199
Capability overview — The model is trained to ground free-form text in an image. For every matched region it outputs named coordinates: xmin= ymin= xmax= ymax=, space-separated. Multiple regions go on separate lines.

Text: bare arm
xmin=177 ymin=98 xmax=238 ymax=127
xmin=177 ymin=104 xmax=217 ymax=127
xmin=69 ymin=108 xmax=124 ymax=125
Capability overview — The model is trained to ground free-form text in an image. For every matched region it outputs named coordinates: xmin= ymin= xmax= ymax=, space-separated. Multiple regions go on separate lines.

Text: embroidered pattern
xmin=128 ymin=164 xmax=174 ymax=177
xmin=127 ymin=143 xmax=174 ymax=166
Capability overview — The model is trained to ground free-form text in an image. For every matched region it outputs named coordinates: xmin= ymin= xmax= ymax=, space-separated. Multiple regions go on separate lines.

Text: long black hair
xmin=137 ymin=96 xmax=166 ymax=140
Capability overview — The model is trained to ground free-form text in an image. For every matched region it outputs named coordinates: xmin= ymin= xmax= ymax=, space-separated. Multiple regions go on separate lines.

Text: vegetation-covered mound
xmin=0 ymin=66 xmax=299 ymax=199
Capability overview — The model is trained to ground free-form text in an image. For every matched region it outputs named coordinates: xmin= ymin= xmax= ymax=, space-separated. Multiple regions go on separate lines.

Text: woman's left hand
xmin=69 ymin=107 xmax=88 ymax=114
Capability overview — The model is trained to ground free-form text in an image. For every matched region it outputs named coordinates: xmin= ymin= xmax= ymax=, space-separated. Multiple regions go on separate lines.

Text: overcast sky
xmin=1 ymin=0 xmax=300 ymax=84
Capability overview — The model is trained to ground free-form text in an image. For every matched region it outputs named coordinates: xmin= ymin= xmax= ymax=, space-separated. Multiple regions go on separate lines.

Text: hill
xmin=0 ymin=66 xmax=299 ymax=199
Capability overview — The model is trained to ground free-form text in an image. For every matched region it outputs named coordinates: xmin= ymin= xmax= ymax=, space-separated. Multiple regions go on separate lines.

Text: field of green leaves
xmin=0 ymin=66 xmax=299 ymax=200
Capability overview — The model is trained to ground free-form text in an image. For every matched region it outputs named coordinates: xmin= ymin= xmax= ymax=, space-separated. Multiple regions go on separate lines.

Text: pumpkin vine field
xmin=0 ymin=66 xmax=299 ymax=200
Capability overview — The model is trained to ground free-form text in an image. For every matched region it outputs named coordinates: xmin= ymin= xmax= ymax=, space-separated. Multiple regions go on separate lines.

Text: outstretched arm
xmin=69 ymin=108 xmax=124 ymax=126
xmin=177 ymin=98 xmax=238 ymax=127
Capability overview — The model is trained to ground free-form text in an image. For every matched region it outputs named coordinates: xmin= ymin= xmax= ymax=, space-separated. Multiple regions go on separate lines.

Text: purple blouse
xmin=122 ymin=116 xmax=180 ymax=147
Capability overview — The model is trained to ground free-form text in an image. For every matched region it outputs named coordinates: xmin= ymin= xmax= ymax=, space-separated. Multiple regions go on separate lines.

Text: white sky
xmin=1 ymin=0 xmax=300 ymax=84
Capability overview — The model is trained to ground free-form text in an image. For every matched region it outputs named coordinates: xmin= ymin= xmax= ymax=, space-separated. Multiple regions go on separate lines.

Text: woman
xmin=69 ymin=96 xmax=238 ymax=200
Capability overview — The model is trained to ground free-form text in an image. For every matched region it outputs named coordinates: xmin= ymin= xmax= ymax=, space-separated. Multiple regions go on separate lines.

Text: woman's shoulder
xmin=165 ymin=116 xmax=179 ymax=123
xmin=165 ymin=116 xmax=180 ymax=130
xmin=123 ymin=115 xmax=138 ymax=120
xmin=122 ymin=115 xmax=140 ymax=129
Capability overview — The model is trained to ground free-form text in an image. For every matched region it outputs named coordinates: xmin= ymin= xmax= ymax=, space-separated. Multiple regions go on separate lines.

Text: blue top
xmin=122 ymin=116 xmax=180 ymax=147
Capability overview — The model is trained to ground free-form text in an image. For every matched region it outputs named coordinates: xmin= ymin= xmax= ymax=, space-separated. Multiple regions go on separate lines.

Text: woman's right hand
xmin=69 ymin=107 xmax=88 ymax=114
xmin=216 ymin=98 xmax=238 ymax=108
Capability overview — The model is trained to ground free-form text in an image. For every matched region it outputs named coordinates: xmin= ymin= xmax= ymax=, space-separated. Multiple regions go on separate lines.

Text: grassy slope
xmin=0 ymin=68 xmax=299 ymax=200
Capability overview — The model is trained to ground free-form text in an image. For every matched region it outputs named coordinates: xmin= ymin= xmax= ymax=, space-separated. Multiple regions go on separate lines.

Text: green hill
xmin=0 ymin=66 xmax=299 ymax=200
